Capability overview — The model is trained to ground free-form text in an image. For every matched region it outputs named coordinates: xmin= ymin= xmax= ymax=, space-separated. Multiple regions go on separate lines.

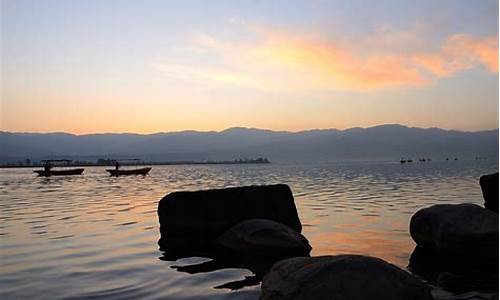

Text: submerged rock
xmin=157 ymin=184 xmax=302 ymax=247
xmin=480 ymin=172 xmax=499 ymax=213
xmin=216 ymin=219 xmax=311 ymax=258
xmin=409 ymin=203 xmax=498 ymax=263
xmin=261 ymin=255 xmax=433 ymax=300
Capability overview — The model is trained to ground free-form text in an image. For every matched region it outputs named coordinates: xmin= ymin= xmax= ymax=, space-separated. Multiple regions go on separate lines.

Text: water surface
xmin=1 ymin=160 xmax=497 ymax=299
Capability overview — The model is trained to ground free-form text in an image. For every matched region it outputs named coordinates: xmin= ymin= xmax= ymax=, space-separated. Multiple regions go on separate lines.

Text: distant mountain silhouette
xmin=1 ymin=125 xmax=498 ymax=163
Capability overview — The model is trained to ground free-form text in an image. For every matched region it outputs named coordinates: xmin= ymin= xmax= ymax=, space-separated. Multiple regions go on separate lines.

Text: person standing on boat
xmin=43 ymin=161 xmax=52 ymax=173
xmin=115 ymin=161 xmax=120 ymax=170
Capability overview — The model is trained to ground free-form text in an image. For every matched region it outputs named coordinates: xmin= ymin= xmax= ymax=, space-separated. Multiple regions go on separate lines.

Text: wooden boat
xmin=106 ymin=167 xmax=151 ymax=176
xmin=34 ymin=159 xmax=84 ymax=177
xmin=34 ymin=168 xmax=84 ymax=176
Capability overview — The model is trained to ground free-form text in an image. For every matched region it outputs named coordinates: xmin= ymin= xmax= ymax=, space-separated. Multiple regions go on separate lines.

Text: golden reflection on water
xmin=0 ymin=161 xmax=497 ymax=299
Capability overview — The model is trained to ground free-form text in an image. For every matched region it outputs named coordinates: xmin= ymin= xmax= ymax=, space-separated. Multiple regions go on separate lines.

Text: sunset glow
xmin=2 ymin=0 xmax=498 ymax=134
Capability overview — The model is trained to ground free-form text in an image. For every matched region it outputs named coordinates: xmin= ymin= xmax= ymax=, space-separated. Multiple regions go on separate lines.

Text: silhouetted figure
xmin=115 ymin=161 xmax=120 ymax=170
xmin=43 ymin=162 xmax=52 ymax=173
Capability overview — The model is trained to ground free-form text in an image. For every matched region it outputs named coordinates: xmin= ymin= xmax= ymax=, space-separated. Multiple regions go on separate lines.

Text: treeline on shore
xmin=0 ymin=157 xmax=270 ymax=168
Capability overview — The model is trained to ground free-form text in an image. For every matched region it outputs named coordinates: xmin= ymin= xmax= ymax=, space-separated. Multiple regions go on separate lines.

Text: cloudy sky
xmin=2 ymin=0 xmax=498 ymax=133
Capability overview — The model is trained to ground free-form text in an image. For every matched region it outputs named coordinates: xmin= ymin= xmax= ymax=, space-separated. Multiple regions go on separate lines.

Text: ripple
xmin=1 ymin=161 xmax=497 ymax=300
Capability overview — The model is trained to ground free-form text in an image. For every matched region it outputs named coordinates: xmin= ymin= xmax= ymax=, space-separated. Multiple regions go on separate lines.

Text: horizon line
xmin=2 ymin=123 xmax=499 ymax=136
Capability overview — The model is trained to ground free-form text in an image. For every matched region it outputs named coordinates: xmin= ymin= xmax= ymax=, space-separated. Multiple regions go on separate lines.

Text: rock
xmin=409 ymin=203 xmax=498 ymax=263
xmin=432 ymin=287 xmax=499 ymax=300
xmin=261 ymin=255 xmax=433 ymax=300
xmin=480 ymin=172 xmax=499 ymax=213
xmin=157 ymin=184 xmax=302 ymax=247
xmin=409 ymin=245 xmax=498 ymax=283
xmin=409 ymin=245 xmax=498 ymax=294
xmin=437 ymin=272 xmax=498 ymax=294
xmin=216 ymin=219 xmax=311 ymax=258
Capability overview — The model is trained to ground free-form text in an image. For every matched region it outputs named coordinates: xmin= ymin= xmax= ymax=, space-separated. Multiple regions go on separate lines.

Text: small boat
xmin=106 ymin=167 xmax=151 ymax=176
xmin=34 ymin=168 xmax=84 ymax=176
xmin=34 ymin=159 xmax=84 ymax=177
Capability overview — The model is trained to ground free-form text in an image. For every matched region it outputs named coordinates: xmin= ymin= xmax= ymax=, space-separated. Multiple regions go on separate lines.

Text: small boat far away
xmin=106 ymin=159 xmax=152 ymax=176
xmin=34 ymin=159 xmax=84 ymax=177
xmin=106 ymin=167 xmax=152 ymax=176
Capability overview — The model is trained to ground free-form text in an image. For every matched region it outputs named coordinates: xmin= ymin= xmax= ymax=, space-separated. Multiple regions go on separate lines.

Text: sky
xmin=1 ymin=0 xmax=499 ymax=134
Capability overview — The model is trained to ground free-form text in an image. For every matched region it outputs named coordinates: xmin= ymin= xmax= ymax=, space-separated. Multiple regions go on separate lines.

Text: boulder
xmin=261 ymin=255 xmax=433 ymax=300
xmin=409 ymin=203 xmax=498 ymax=262
xmin=409 ymin=245 xmax=498 ymax=294
xmin=216 ymin=219 xmax=311 ymax=258
xmin=437 ymin=272 xmax=498 ymax=294
xmin=480 ymin=172 xmax=499 ymax=213
xmin=157 ymin=184 xmax=302 ymax=246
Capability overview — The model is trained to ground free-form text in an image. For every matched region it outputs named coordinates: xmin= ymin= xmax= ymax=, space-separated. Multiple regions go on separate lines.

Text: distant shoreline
xmin=0 ymin=158 xmax=271 ymax=169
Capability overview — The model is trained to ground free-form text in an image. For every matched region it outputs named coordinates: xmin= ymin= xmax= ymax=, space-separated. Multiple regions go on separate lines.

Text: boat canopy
xmin=41 ymin=159 xmax=72 ymax=162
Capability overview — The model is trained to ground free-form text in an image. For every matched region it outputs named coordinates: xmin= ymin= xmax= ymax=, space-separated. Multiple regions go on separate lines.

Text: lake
xmin=1 ymin=160 xmax=497 ymax=299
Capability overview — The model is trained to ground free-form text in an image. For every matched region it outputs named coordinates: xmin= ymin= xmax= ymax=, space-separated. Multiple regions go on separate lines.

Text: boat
xmin=34 ymin=168 xmax=84 ymax=176
xmin=105 ymin=159 xmax=151 ymax=176
xmin=34 ymin=159 xmax=84 ymax=177
xmin=106 ymin=167 xmax=151 ymax=176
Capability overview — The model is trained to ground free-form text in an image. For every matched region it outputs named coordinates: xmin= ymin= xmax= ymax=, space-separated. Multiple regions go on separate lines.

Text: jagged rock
xmin=480 ymin=172 xmax=499 ymax=213
xmin=157 ymin=184 xmax=302 ymax=247
xmin=409 ymin=203 xmax=498 ymax=263
xmin=261 ymin=255 xmax=433 ymax=300
xmin=216 ymin=219 xmax=311 ymax=258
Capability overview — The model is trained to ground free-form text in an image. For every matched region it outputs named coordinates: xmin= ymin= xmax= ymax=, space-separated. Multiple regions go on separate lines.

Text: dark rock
xmin=261 ymin=255 xmax=433 ymax=300
xmin=409 ymin=246 xmax=498 ymax=294
xmin=409 ymin=203 xmax=498 ymax=263
xmin=216 ymin=219 xmax=311 ymax=258
xmin=437 ymin=272 xmax=498 ymax=294
xmin=157 ymin=184 xmax=301 ymax=247
xmin=480 ymin=172 xmax=499 ymax=213
xmin=431 ymin=288 xmax=499 ymax=300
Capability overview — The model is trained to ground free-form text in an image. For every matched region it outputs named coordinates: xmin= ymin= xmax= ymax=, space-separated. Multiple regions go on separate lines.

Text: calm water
xmin=1 ymin=160 xmax=497 ymax=299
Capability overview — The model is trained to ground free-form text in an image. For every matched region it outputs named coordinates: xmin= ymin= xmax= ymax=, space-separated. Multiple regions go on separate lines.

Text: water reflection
xmin=159 ymin=234 xmax=304 ymax=290
xmin=0 ymin=160 xmax=497 ymax=299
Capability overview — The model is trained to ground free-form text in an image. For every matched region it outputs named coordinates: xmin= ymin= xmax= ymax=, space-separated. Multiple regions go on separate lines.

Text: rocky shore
xmin=157 ymin=173 xmax=499 ymax=299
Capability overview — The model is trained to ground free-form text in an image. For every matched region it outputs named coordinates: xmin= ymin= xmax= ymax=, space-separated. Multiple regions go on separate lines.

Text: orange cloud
xmin=414 ymin=34 xmax=499 ymax=76
xmin=157 ymin=28 xmax=498 ymax=93
xmin=252 ymin=33 xmax=428 ymax=90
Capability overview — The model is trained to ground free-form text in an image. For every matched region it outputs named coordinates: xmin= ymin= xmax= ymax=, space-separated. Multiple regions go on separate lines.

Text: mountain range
xmin=1 ymin=124 xmax=498 ymax=163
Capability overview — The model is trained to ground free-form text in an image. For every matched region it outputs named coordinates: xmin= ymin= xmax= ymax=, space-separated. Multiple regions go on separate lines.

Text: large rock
xmin=409 ymin=245 xmax=498 ymax=289
xmin=409 ymin=203 xmax=498 ymax=262
xmin=158 ymin=184 xmax=302 ymax=246
xmin=216 ymin=219 xmax=311 ymax=258
xmin=261 ymin=255 xmax=433 ymax=300
xmin=480 ymin=172 xmax=498 ymax=213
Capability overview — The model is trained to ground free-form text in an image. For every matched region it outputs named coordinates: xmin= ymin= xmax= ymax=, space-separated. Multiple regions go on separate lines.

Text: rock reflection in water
xmin=159 ymin=237 xmax=282 ymax=290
